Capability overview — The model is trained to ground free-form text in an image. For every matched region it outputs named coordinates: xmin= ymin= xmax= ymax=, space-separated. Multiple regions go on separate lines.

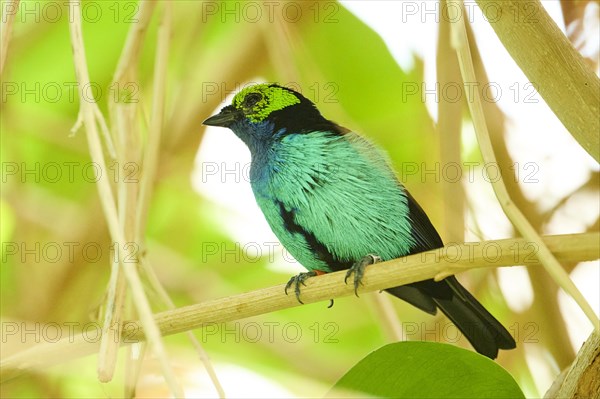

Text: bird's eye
xmin=244 ymin=93 xmax=262 ymax=108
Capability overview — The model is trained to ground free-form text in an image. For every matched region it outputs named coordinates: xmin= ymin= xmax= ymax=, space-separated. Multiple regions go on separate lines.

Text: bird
xmin=203 ymin=83 xmax=516 ymax=359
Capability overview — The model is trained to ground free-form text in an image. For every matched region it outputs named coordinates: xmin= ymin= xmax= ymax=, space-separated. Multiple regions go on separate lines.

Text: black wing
xmin=405 ymin=190 xmax=444 ymax=252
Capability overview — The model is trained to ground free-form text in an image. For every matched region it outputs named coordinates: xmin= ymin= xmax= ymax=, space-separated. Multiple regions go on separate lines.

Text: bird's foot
xmin=285 ymin=271 xmax=319 ymax=304
xmin=345 ymin=254 xmax=382 ymax=297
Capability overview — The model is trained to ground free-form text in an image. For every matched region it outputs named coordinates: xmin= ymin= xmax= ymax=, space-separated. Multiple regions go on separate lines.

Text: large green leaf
xmin=330 ymin=342 xmax=524 ymax=398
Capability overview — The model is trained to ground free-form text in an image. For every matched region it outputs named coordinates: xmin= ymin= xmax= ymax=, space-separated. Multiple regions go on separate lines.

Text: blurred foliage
xmin=1 ymin=1 xmax=598 ymax=398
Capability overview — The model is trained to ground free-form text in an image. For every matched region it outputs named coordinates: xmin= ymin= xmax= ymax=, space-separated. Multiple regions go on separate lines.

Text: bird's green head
xmin=232 ymin=84 xmax=301 ymax=123
xmin=202 ymin=83 xmax=346 ymax=152
xmin=202 ymin=83 xmax=309 ymax=127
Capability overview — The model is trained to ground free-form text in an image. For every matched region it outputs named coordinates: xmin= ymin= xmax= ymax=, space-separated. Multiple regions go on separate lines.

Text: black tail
xmin=387 ymin=276 xmax=516 ymax=359
xmin=433 ymin=277 xmax=516 ymax=358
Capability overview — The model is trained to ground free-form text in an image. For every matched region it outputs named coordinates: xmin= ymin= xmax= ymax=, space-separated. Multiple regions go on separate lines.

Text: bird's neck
xmin=246 ymin=128 xmax=287 ymax=187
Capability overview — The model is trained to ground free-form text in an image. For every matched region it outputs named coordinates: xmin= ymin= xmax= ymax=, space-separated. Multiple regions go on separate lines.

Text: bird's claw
xmin=285 ymin=271 xmax=318 ymax=304
xmin=345 ymin=254 xmax=381 ymax=297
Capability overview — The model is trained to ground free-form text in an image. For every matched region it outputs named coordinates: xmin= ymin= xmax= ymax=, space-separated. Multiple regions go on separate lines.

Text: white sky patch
xmin=338 ymin=0 xmax=438 ymax=72
xmin=580 ymin=2 xmax=600 ymax=65
xmin=545 ymin=189 xmax=600 ymax=235
xmin=340 ymin=0 xmax=439 ymax=118
xmin=524 ymin=345 xmax=559 ymax=397
xmin=497 ymin=266 xmax=534 ymax=313
xmin=464 ymin=168 xmax=514 ymax=240
xmin=179 ymin=363 xmax=295 ymax=398
xmin=558 ymin=261 xmax=600 ymax=351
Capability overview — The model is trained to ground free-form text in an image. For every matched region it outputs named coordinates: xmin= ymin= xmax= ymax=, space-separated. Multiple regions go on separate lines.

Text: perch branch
xmin=1 ymin=233 xmax=598 ymax=383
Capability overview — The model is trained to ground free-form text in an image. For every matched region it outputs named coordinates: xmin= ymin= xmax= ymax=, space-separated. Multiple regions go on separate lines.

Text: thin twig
xmin=97 ymin=103 xmax=136 ymax=383
xmin=97 ymin=0 xmax=150 ymax=382
xmin=134 ymin=1 xmax=168 ymax=241
xmin=141 ymin=258 xmax=226 ymax=398
xmin=124 ymin=343 xmax=146 ymax=398
xmin=97 ymin=256 xmax=127 ymax=382
xmin=2 ymin=233 xmax=597 ymax=382
xmin=133 ymin=2 xmax=224 ymax=396
xmin=67 ymin=1 xmax=120 ymax=258
xmin=70 ymin=103 xmax=116 ymax=159
xmin=67 ymin=2 xmax=183 ymax=397
xmin=0 ymin=0 xmax=19 ymax=76
xmin=112 ymin=1 xmax=157 ymax=84
xmin=94 ymin=106 xmax=117 ymax=159
xmin=437 ymin=0 xmax=465 ymax=243
xmin=448 ymin=0 xmax=599 ymax=329
xmin=462 ymin=18 xmax=578 ymax=367
xmin=368 ymin=294 xmax=404 ymax=342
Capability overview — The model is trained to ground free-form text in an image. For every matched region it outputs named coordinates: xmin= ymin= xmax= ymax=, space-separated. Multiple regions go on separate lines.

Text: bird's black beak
xmin=202 ymin=106 xmax=240 ymax=127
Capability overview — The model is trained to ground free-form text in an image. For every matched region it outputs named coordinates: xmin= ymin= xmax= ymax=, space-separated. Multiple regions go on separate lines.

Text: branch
xmin=545 ymin=329 xmax=600 ymax=398
xmin=475 ymin=0 xmax=600 ymax=162
xmin=1 ymin=233 xmax=598 ymax=383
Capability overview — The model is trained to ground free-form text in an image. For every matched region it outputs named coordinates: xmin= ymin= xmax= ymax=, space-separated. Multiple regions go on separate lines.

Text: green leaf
xmin=330 ymin=342 xmax=524 ymax=398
